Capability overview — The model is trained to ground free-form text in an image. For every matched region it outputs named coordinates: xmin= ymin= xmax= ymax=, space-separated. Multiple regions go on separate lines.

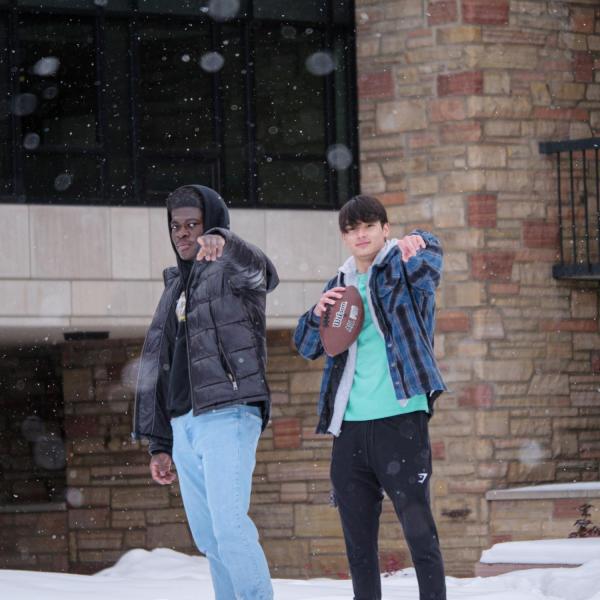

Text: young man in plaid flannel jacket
xmin=294 ymin=195 xmax=447 ymax=600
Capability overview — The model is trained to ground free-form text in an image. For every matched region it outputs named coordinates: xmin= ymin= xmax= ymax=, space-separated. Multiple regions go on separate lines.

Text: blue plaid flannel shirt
xmin=294 ymin=230 xmax=447 ymax=434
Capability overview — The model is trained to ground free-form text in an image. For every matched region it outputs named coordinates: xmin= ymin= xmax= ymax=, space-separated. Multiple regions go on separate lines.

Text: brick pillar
xmin=355 ymin=0 xmax=600 ymax=575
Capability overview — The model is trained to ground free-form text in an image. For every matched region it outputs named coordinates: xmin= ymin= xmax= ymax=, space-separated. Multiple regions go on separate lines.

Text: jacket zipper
xmin=184 ymin=267 xmax=195 ymax=404
xmin=220 ymin=349 xmax=239 ymax=391
xmin=185 ymin=263 xmax=239 ymax=394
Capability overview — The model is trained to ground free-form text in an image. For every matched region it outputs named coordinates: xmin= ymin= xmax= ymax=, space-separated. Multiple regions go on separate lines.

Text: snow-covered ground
xmin=1 ymin=548 xmax=600 ymax=600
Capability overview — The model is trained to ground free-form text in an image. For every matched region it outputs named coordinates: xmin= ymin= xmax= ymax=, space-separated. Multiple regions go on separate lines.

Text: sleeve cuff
xmin=307 ymin=309 xmax=321 ymax=329
xmin=148 ymin=439 xmax=173 ymax=456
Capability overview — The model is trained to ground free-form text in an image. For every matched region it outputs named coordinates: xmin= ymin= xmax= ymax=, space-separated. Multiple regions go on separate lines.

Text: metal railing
xmin=539 ymin=137 xmax=600 ymax=279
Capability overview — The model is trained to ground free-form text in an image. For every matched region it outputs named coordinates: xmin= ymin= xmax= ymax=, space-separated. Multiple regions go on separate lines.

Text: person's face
xmin=170 ymin=207 xmax=204 ymax=260
xmin=342 ymin=220 xmax=390 ymax=262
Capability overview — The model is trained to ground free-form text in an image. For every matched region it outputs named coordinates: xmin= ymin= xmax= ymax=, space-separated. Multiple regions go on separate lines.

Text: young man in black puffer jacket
xmin=133 ymin=185 xmax=278 ymax=600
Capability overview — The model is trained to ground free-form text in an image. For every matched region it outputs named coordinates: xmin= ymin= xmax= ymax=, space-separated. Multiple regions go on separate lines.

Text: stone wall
xmin=0 ymin=335 xmax=432 ymax=578
xmin=60 ymin=340 xmax=195 ymax=574
xmin=56 ymin=334 xmax=440 ymax=578
xmin=355 ymin=0 xmax=600 ymax=574
xmin=0 ymin=506 xmax=68 ymax=572
xmin=486 ymin=486 xmax=600 ymax=543
xmin=56 ymin=335 xmax=363 ymax=577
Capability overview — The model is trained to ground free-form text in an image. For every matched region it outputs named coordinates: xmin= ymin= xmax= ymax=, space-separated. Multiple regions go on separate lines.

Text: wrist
xmin=308 ymin=309 xmax=321 ymax=328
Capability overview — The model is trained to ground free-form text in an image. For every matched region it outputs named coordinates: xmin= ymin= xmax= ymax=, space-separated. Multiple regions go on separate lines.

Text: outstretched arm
xmin=397 ymin=229 xmax=443 ymax=293
xmin=197 ymin=228 xmax=279 ymax=293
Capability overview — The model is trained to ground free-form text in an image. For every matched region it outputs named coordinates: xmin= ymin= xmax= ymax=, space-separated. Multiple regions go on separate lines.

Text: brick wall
xmin=355 ymin=0 xmax=600 ymax=575
xmin=58 ymin=335 xmax=408 ymax=578
xmin=0 ymin=506 xmax=68 ymax=571
xmin=488 ymin=493 xmax=600 ymax=543
xmin=60 ymin=341 xmax=195 ymax=574
xmin=0 ymin=335 xmax=428 ymax=577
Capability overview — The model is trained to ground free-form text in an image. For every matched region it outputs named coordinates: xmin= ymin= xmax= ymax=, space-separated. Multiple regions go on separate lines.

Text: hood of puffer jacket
xmin=165 ymin=184 xmax=277 ymax=292
xmin=166 ymin=184 xmax=230 ymax=269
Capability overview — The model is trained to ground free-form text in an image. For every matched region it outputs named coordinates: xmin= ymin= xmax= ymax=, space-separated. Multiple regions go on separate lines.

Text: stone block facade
xmin=0 ymin=506 xmax=68 ymax=572
xmin=485 ymin=485 xmax=600 ymax=547
xmin=1 ymin=0 xmax=600 ymax=582
xmin=354 ymin=0 xmax=600 ymax=575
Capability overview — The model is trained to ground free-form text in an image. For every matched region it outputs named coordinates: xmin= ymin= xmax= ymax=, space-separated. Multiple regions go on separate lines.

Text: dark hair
xmin=166 ymin=186 xmax=204 ymax=214
xmin=338 ymin=195 xmax=388 ymax=232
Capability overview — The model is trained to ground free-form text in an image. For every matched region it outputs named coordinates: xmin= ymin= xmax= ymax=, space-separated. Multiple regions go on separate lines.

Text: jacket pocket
xmin=218 ymin=348 xmax=239 ymax=391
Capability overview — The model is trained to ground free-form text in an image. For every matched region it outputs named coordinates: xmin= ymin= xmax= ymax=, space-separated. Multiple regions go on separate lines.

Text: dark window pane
xmin=332 ymin=34 xmax=355 ymax=206
xmin=255 ymin=24 xmax=326 ymax=157
xmin=220 ymin=23 xmax=247 ymax=205
xmin=332 ymin=0 xmax=353 ymax=24
xmin=137 ymin=18 xmax=214 ymax=154
xmin=144 ymin=156 xmax=218 ymax=205
xmin=18 ymin=0 xmax=92 ymax=8
xmin=138 ymin=0 xmax=249 ymax=18
xmin=254 ymin=0 xmax=327 ymax=23
xmin=23 ymin=153 xmax=101 ymax=202
xmin=18 ymin=14 xmax=98 ymax=149
xmin=258 ymin=158 xmax=327 ymax=207
xmin=0 ymin=349 xmax=65 ymax=507
xmin=0 ymin=15 xmax=11 ymax=194
xmin=104 ymin=20 xmax=132 ymax=202
xmin=254 ymin=23 xmax=328 ymax=206
xmin=1 ymin=5 xmax=357 ymax=208
xmin=138 ymin=0 xmax=210 ymax=16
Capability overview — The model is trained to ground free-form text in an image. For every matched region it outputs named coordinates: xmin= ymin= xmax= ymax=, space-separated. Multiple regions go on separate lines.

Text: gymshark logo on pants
xmin=417 ymin=472 xmax=428 ymax=484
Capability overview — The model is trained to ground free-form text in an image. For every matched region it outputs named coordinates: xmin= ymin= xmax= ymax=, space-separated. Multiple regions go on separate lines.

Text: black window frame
xmin=0 ymin=0 xmax=359 ymax=209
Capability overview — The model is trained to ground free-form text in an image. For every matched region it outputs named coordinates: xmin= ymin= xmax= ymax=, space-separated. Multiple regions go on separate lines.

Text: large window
xmin=0 ymin=0 xmax=358 ymax=208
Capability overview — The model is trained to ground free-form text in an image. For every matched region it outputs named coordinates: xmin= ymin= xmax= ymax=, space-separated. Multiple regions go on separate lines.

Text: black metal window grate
xmin=0 ymin=0 xmax=358 ymax=209
xmin=539 ymin=137 xmax=600 ymax=280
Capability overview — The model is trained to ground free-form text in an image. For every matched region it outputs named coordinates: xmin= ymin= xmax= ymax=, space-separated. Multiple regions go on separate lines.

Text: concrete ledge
xmin=474 ymin=562 xmax=578 ymax=577
xmin=486 ymin=482 xmax=600 ymax=501
xmin=476 ymin=538 xmax=600 ymax=577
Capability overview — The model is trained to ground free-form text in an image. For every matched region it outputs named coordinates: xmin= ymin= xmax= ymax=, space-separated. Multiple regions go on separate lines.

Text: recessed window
xmin=0 ymin=1 xmax=358 ymax=208
xmin=0 ymin=348 xmax=65 ymax=507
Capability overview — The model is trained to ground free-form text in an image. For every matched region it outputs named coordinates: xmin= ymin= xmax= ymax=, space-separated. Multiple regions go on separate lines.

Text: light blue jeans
xmin=171 ymin=404 xmax=273 ymax=600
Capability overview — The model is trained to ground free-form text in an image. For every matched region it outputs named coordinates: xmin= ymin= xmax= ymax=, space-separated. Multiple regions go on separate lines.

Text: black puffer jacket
xmin=132 ymin=185 xmax=279 ymax=455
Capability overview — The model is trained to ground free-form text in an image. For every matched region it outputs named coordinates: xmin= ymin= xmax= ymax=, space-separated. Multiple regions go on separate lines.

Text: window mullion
xmin=324 ymin=0 xmax=336 ymax=209
xmin=211 ymin=17 xmax=224 ymax=194
xmin=128 ymin=13 xmax=142 ymax=204
xmin=8 ymin=4 xmax=23 ymax=198
xmin=242 ymin=13 xmax=257 ymax=207
xmin=94 ymin=8 xmax=108 ymax=203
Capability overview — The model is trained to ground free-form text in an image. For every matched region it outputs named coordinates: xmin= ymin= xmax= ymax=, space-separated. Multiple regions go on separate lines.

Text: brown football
xmin=319 ymin=285 xmax=365 ymax=357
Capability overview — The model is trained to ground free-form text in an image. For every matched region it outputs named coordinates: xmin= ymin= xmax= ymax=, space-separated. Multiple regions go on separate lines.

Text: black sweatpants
xmin=330 ymin=411 xmax=446 ymax=600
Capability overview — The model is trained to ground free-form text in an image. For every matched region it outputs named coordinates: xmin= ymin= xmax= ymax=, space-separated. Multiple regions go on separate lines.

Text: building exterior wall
xmin=0 ymin=335 xmax=439 ymax=578
xmin=1 ymin=0 xmax=600 ymax=581
xmin=353 ymin=0 xmax=600 ymax=575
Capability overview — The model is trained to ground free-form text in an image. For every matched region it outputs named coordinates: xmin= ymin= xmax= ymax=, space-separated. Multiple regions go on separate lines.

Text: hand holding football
xmin=314 ymin=286 xmax=347 ymax=317
xmin=319 ymin=285 xmax=364 ymax=357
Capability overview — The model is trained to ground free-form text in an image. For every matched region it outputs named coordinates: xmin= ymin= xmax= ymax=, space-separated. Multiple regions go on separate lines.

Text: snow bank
xmin=481 ymin=538 xmax=600 ymax=565
xmin=1 ymin=548 xmax=600 ymax=600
